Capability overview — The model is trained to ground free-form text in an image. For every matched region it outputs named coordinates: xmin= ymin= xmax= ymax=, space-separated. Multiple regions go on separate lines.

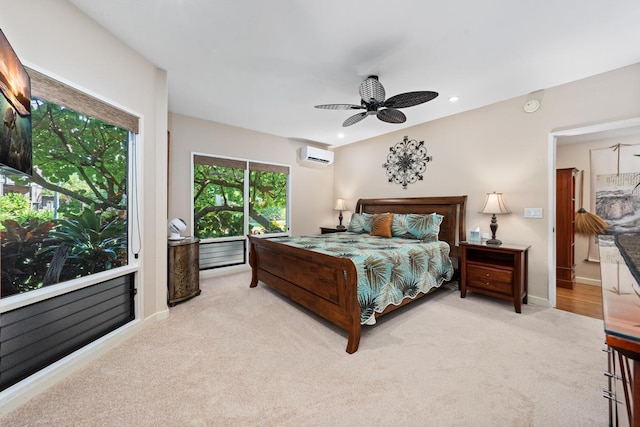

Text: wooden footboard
xmin=248 ymin=235 xmax=361 ymax=353
xmin=248 ymin=196 xmax=467 ymax=354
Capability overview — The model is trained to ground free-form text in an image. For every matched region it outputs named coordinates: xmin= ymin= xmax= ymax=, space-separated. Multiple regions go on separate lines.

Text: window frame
xmin=0 ymin=68 xmax=141 ymax=314
xmin=190 ymin=152 xmax=291 ymax=260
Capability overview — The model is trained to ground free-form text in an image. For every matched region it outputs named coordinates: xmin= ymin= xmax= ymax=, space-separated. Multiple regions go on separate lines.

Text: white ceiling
xmin=69 ymin=0 xmax=640 ymax=147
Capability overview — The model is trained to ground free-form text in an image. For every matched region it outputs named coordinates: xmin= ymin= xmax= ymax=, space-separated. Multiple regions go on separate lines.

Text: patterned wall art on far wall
xmin=382 ymin=135 xmax=432 ymax=189
xmin=592 ymin=143 xmax=640 ymax=233
xmin=587 ymin=143 xmax=640 ymax=261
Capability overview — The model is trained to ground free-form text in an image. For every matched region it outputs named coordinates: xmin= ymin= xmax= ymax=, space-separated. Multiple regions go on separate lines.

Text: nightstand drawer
xmin=467 ymin=264 xmax=513 ymax=283
xmin=467 ymin=264 xmax=513 ymax=295
xmin=460 ymin=242 xmax=530 ymax=313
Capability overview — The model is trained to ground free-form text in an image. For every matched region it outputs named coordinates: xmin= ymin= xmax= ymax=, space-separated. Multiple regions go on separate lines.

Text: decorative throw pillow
xmin=370 ymin=213 xmax=394 ymax=238
xmin=347 ymin=213 xmax=373 ymax=233
xmin=347 ymin=213 xmax=365 ymax=233
xmin=391 ymin=213 xmax=414 ymax=239
xmin=406 ymin=213 xmax=444 ymax=241
xmin=362 ymin=213 xmax=373 ymax=232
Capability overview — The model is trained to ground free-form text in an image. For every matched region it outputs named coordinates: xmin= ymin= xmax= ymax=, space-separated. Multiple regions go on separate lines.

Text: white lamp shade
xmin=479 ymin=192 xmax=511 ymax=214
xmin=334 ymin=198 xmax=347 ymax=211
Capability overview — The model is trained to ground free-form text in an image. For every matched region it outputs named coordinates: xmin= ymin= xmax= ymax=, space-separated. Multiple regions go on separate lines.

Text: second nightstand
xmin=460 ymin=241 xmax=530 ymax=313
xmin=320 ymin=227 xmax=347 ymax=234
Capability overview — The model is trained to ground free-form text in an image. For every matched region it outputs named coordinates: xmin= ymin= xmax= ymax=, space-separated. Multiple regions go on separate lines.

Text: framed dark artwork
xmin=0 ymin=29 xmax=31 ymax=176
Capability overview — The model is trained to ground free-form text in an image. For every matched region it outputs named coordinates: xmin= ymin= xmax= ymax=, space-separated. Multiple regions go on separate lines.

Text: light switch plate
xmin=524 ymin=208 xmax=543 ymax=218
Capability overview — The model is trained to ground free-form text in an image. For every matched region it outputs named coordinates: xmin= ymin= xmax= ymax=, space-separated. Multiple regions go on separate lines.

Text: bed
xmin=248 ymin=196 xmax=467 ymax=353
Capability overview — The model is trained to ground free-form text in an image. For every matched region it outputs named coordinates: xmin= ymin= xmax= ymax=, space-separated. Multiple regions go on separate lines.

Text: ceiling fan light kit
xmin=315 ymin=75 xmax=438 ymax=127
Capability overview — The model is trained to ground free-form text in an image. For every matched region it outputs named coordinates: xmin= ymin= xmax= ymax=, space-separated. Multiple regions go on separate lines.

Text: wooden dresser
xmin=556 ymin=167 xmax=578 ymax=289
xmin=167 ymin=237 xmax=201 ymax=306
xmin=599 ymin=236 xmax=639 ymax=426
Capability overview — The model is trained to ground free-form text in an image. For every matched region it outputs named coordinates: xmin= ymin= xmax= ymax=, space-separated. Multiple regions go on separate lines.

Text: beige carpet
xmin=1 ymin=271 xmax=607 ymax=426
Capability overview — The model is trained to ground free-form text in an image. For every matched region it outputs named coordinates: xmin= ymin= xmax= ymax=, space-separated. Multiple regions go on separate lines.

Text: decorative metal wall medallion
xmin=382 ymin=136 xmax=432 ymax=189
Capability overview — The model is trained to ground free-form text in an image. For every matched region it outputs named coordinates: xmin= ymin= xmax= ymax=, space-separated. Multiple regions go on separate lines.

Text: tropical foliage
xmin=193 ymin=163 xmax=244 ymax=238
xmin=0 ymin=218 xmax=55 ymax=296
xmin=1 ymin=98 xmax=129 ymax=297
xmin=29 ymin=99 xmax=128 ymax=212
xmin=0 ymin=192 xmax=53 ymax=227
xmin=248 ymin=170 xmax=287 ymax=234
xmin=44 ymin=206 xmax=127 ymax=280
xmin=193 ymin=163 xmax=287 ymax=239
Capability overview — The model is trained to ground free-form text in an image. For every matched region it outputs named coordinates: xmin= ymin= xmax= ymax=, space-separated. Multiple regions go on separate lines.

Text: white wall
xmin=334 ymin=63 xmax=640 ymax=304
xmin=168 ymin=113 xmax=335 ymax=237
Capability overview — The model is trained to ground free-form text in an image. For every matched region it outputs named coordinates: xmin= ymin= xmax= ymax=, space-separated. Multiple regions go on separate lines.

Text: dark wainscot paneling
xmin=0 ymin=274 xmax=135 ymax=391
xmin=199 ymin=239 xmax=246 ymax=270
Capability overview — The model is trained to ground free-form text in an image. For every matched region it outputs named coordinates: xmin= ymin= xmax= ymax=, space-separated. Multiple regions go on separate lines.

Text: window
xmin=0 ymin=69 xmax=138 ymax=298
xmin=192 ymin=154 xmax=289 ymax=268
xmin=193 ymin=156 xmax=246 ymax=239
xmin=248 ymin=162 xmax=289 ymax=236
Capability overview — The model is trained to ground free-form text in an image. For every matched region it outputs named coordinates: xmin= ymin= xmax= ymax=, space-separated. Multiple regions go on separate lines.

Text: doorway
xmin=549 ymin=118 xmax=640 ymax=311
xmin=556 ymin=283 xmax=602 ymax=319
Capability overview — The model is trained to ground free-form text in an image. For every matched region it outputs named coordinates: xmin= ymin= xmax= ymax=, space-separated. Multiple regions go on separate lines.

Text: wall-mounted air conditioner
xmin=300 ymin=146 xmax=334 ymax=165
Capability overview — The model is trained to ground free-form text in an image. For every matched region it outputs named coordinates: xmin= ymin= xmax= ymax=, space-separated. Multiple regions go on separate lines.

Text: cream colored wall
xmin=557 ymin=134 xmax=640 ymax=286
xmin=1 ymin=0 xmax=169 ymax=320
xmin=168 ymin=113 xmax=335 ymax=237
xmin=334 ymin=63 xmax=640 ymax=304
xmin=5 ymin=0 xmax=638 ymax=312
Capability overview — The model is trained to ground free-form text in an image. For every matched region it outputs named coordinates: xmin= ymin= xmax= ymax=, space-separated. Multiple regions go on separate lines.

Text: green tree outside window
xmin=1 ymin=98 xmax=130 ymax=297
xmin=193 ymin=156 xmax=288 ymax=240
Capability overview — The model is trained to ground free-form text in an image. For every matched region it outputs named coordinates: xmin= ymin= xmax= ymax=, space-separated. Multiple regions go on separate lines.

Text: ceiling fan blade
xmin=383 ymin=91 xmax=439 ymax=109
xmin=377 ymin=108 xmax=406 ymax=124
xmin=359 ymin=75 xmax=385 ymax=103
xmin=342 ymin=112 xmax=368 ymax=127
xmin=314 ymin=104 xmax=364 ymax=110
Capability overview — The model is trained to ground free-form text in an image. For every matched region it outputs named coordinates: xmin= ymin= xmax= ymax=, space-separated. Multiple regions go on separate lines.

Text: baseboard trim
xmin=575 ymin=277 xmax=601 ymax=287
xmin=527 ymin=295 xmax=551 ymax=307
xmin=0 ymin=311 xmax=165 ymax=418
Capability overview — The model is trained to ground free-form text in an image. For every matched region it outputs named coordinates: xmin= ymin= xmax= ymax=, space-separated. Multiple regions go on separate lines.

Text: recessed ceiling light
xmin=449 ymin=96 xmax=459 ymax=102
xmin=337 ymin=133 xmax=344 ymax=138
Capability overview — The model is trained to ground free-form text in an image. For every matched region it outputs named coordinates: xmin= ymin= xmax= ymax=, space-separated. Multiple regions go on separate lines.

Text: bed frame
xmin=248 ymin=196 xmax=467 ymax=353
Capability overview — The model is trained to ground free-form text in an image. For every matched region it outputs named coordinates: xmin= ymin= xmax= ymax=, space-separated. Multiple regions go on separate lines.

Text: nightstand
xmin=460 ymin=241 xmax=530 ymax=313
xmin=320 ymin=227 xmax=347 ymax=234
xmin=167 ymin=237 xmax=201 ymax=306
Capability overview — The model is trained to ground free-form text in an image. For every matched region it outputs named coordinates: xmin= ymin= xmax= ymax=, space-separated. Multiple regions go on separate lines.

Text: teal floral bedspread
xmin=273 ymin=232 xmax=454 ymax=325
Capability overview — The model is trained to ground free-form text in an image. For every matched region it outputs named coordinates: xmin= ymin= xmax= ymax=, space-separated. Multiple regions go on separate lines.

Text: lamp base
xmin=337 ymin=210 xmax=344 ymax=229
xmin=336 ymin=225 xmax=346 ymax=230
xmin=487 ymin=213 xmax=502 ymax=245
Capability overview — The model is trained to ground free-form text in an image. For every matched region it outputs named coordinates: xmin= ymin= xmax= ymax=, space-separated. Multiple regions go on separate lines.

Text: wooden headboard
xmin=353 ymin=196 xmax=467 ymax=258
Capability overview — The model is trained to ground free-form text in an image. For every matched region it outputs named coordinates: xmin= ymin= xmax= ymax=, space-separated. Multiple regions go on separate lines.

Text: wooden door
xmin=556 ymin=168 xmax=578 ymax=289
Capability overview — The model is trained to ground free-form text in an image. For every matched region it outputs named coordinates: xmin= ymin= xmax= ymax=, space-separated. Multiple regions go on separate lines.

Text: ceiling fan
xmin=314 ymin=75 xmax=438 ymax=127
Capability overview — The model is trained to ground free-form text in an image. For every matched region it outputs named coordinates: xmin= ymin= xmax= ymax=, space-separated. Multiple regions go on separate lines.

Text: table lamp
xmin=478 ymin=192 xmax=511 ymax=245
xmin=334 ymin=198 xmax=347 ymax=229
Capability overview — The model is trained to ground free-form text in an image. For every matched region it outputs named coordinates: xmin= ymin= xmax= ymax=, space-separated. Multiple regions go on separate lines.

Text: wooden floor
xmin=556 ymin=282 xmax=603 ymax=320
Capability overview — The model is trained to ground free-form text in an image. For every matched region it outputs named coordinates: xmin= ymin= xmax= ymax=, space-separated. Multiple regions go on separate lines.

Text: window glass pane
xmin=248 ymin=168 xmax=287 ymax=235
xmin=1 ymin=98 xmax=129 ymax=297
xmin=193 ymin=162 xmax=245 ymax=239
